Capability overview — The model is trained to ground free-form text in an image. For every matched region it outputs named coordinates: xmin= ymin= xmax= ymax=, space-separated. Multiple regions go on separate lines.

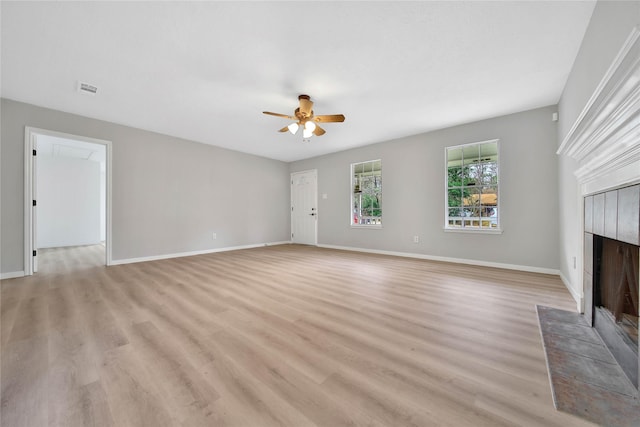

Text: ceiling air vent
xmin=77 ymin=81 xmax=98 ymax=95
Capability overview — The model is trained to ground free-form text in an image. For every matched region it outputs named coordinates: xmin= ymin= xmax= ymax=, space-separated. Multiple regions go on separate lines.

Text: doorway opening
xmin=24 ymin=127 xmax=112 ymax=274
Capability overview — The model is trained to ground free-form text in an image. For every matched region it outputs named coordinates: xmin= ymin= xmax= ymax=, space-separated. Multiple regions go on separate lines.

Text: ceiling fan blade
xmin=314 ymin=114 xmax=345 ymax=123
xmin=278 ymin=126 xmax=289 ymax=133
xmin=313 ymin=124 xmax=326 ymax=136
xmin=298 ymin=95 xmax=313 ymax=117
xmin=263 ymin=111 xmax=296 ymax=120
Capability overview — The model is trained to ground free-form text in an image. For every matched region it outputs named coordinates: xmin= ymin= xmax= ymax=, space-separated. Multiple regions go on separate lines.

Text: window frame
xmin=350 ymin=159 xmax=383 ymax=228
xmin=444 ymin=139 xmax=502 ymax=234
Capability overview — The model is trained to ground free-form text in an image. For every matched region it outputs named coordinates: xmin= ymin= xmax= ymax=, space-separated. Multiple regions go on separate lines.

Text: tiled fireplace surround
xmin=583 ymin=186 xmax=639 ymax=388
xmin=557 ymin=26 xmax=640 ymax=390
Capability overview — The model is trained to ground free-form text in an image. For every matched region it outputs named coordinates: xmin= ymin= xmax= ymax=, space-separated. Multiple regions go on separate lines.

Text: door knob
xmin=310 ymin=213 xmax=316 ymax=216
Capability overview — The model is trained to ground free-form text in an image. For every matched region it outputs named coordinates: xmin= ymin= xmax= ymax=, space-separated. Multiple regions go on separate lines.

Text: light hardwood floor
xmin=1 ymin=244 xmax=596 ymax=426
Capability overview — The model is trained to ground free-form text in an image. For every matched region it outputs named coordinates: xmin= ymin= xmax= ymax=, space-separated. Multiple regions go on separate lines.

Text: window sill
xmin=443 ymin=227 xmax=503 ymax=235
xmin=351 ymin=225 xmax=383 ymax=229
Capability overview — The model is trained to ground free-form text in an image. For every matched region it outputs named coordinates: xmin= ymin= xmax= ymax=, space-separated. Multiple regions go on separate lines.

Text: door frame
xmin=23 ymin=127 xmax=113 ymax=275
xmin=290 ymin=169 xmax=318 ymax=246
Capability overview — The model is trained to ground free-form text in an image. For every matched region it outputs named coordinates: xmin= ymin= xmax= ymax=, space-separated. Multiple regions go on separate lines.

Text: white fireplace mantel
xmin=558 ymin=27 xmax=640 ymax=196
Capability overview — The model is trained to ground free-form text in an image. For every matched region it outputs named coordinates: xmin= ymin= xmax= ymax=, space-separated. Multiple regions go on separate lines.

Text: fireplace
xmin=595 ymin=237 xmax=639 ymax=387
xmin=556 ymin=26 xmax=640 ymax=394
xmin=595 ymin=237 xmax=639 ymax=350
xmin=584 ymin=185 xmax=640 ymax=390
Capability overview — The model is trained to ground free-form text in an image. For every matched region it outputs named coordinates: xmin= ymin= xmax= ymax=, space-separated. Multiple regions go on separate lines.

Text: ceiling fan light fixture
xmin=287 ymin=123 xmax=299 ymax=135
xmin=263 ymin=94 xmax=345 ymax=139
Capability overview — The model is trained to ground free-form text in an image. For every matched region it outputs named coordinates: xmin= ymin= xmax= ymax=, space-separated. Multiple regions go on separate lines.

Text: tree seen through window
xmin=352 ymin=160 xmax=382 ymax=226
xmin=446 ymin=141 xmax=499 ymax=229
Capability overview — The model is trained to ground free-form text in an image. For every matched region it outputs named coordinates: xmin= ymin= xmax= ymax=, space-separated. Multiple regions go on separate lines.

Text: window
xmin=445 ymin=140 xmax=499 ymax=231
xmin=351 ymin=160 xmax=382 ymax=226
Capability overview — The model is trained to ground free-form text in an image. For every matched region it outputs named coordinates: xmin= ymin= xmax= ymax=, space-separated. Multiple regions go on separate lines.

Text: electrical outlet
xmin=413 ymin=235 xmax=419 ymax=243
xmin=212 ymin=232 xmax=217 ymax=240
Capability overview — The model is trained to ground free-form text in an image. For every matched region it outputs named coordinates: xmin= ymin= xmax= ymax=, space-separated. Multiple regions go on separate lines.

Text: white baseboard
xmin=317 ymin=244 xmax=561 ymax=275
xmin=560 ymin=272 xmax=583 ymax=313
xmin=1 ymin=271 xmax=25 ymax=280
xmin=110 ymin=241 xmax=291 ymax=266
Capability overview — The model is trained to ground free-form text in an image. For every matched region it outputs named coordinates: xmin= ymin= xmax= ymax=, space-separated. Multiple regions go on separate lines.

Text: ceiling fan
xmin=263 ymin=94 xmax=345 ymax=138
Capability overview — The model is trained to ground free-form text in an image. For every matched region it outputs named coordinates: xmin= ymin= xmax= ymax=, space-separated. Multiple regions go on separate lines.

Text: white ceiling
xmin=1 ymin=1 xmax=596 ymax=162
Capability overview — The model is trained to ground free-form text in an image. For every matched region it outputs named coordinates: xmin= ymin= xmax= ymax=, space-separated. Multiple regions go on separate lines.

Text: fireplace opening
xmin=593 ymin=235 xmax=639 ymax=388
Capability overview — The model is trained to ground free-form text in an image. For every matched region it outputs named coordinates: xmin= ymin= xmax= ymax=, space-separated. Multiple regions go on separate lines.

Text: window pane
xmin=481 ymin=206 xmax=496 ymax=217
xmin=462 ymin=145 xmax=479 ymax=165
xmin=448 ymin=207 xmax=463 ymax=218
xmin=448 ymin=166 xmax=464 ymax=188
xmin=481 ymin=161 xmax=498 ymax=185
xmin=462 ymin=187 xmax=480 ymax=207
xmin=447 ymin=147 xmax=463 ymax=168
xmin=465 ymin=163 xmax=482 ymax=186
xmin=448 ymin=219 xmax=463 ymax=228
xmin=480 ymin=141 xmax=498 ymax=158
xmin=464 ymin=187 xmax=482 ymax=219
xmin=351 ymin=160 xmax=382 ymax=226
xmin=445 ymin=140 xmax=499 ymax=230
xmin=448 ymin=188 xmax=464 ymax=207
xmin=481 ymin=186 xmax=498 ymax=206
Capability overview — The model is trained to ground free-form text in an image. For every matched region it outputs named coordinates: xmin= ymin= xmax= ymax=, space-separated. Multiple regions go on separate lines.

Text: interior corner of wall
xmin=559 ymin=271 xmax=583 ymax=313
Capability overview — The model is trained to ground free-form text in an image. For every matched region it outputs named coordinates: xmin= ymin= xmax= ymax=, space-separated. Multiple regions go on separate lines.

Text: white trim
xmin=24 ymin=127 xmax=113 ymax=275
xmin=559 ymin=271 xmax=583 ymax=313
xmin=24 ymin=130 xmax=34 ymax=275
xmin=557 ymin=26 xmax=640 ymax=190
xmin=105 ymin=142 xmax=113 ymax=266
xmin=582 ymin=165 xmax=640 ymax=196
xmin=1 ymin=271 xmax=25 ymax=280
xmin=447 ymin=138 xmax=501 ymax=149
xmin=317 ymin=244 xmax=560 ymax=275
xmin=558 ymin=26 xmax=640 ymax=156
xmin=576 ymin=185 xmax=585 ymax=313
xmin=110 ymin=241 xmax=291 ymax=266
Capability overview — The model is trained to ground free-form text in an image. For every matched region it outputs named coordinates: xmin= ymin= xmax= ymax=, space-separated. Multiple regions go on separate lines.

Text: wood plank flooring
xmin=1 ymin=244 xmax=597 ymax=426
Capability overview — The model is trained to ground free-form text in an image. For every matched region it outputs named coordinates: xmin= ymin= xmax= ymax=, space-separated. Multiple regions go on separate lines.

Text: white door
xmin=291 ymin=170 xmax=317 ymax=245
xmin=24 ymin=127 xmax=112 ymax=275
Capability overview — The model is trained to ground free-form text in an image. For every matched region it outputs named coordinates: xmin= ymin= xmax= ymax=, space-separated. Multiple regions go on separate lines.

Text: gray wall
xmin=557 ymin=1 xmax=640 ymax=301
xmin=290 ymin=106 xmax=560 ymax=270
xmin=1 ymin=98 xmax=290 ymax=273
